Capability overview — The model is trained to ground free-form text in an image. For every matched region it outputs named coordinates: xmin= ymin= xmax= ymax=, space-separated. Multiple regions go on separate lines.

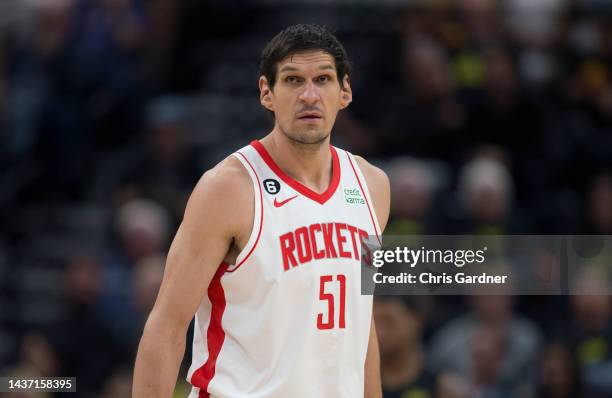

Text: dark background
xmin=0 ymin=0 xmax=611 ymax=397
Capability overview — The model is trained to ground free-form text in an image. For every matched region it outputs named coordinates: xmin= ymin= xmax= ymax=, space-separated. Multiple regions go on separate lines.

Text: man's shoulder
xmin=352 ymin=154 xmax=389 ymax=190
xmin=347 ymin=153 xmax=390 ymax=231
xmin=202 ymin=153 xmax=251 ymax=187
xmin=188 ymin=153 xmax=253 ymax=213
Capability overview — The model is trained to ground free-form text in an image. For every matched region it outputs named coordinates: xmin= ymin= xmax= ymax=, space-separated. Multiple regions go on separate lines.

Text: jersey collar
xmin=250 ymin=140 xmax=340 ymax=205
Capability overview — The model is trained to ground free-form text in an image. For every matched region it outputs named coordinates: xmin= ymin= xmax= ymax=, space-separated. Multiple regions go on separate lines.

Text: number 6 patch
xmin=263 ymin=178 xmax=281 ymax=195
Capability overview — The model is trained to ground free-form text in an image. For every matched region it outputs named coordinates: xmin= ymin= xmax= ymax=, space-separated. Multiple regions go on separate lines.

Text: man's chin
xmin=285 ymin=130 xmax=329 ymax=145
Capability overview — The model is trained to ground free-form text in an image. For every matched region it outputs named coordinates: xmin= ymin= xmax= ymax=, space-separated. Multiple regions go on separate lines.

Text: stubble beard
xmin=280 ymin=125 xmax=330 ymax=146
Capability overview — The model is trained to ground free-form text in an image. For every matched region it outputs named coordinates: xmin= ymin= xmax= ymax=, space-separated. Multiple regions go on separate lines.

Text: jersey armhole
xmin=226 ymin=151 xmax=264 ymax=272
xmin=345 ymin=151 xmax=383 ymax=245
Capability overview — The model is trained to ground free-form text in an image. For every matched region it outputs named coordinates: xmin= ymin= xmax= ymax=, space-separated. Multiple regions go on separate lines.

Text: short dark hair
xmin=260 ymin=24 xmax=351 ymax=90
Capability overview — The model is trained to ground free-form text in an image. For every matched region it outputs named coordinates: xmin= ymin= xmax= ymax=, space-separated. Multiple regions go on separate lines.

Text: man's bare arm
xmin=133 ymin=157 xmax=252 ymax=398
xmin=364 ymin=314 xmax=382 ymax=398
xmin=356 ymin=156 xmax=390 ymax=398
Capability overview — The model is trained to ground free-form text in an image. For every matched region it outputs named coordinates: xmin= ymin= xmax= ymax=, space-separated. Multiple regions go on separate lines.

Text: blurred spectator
xmin=469 ymin=323 xmax=518 ymax=397
xmin=385 ymin=157 xmax=438 ymax=235
xmin=555 ymin=61 xmax=612 ymax=189
xmin=379 ymin=37 xmax=467 ymax=163
xmin=429 ymin=295 xmax=542 ymax=394
xmin=1 ymin=1 xmax=612 ymax=396
xmin=505 ymin=0 xmax=567 ymax=47
xmin=98 ymin=367 xmax=132 ymax=398
xmin=5 ymin=0 xmax=76 ymax=164
xmin=567 ymin=268 xmax=612 ymax=395
xmin=459 ymin=0 xmax=503 ymax=47
xmin=582 ymin=172 xmax=612 ymax=234
xmin=464 ymin=49 xmax=547 ymax=197
xmin=437 ymin=372 xmax=471 ymax=398
xmin=440 ymin=151 xmax=525 ymax=234
xmin=132 ymin=254 xmax=164 ymax=316
xmin=505 ymin=0 xmax=565 ymax=86
xmin=70 ymin=0 xmax=148 ymax=147
xmin=567 ymin=16 xmax=605 ymax=57
xmin=100 ymin=199 xmax=169 ymax=346
xmin=5 ymin=330 xmax=59 ymax=378
xmin=1 ymin=330 xmax=58 ymax=398
xmin=458 ymin=154 xmax=513 ymax=224
xmin=537 ymin=341 xmax=586 ymax=398
xmin=122 ymin=254 xmax=164 ymax=352
xmin=145 ymin=0 xmax=181 ymax=88
xmin=5 ymin=0 xmax=149 ymax=199
xmin=374 ymin=296 xmax=438 ymax=398
xmin=50 ymin=253 xmax=119 ymax=398
xmin=112 ymin=198 xmax=171 ymax=262
xmin=455 ymin=150 xmax=527 ymax=234
xmin=114 ymin=95 xmax=200 ymax=226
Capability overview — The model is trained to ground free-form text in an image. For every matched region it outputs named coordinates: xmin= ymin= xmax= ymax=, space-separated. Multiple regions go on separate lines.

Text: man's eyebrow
xmin=318 ymin=64 xmax=335 ymax=72
xmin=278 ymin=64 xmax=336 ymax=73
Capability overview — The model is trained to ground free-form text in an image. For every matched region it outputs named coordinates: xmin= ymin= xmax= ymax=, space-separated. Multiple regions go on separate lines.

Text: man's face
xmin=260 ymin=50 xmax=352 ymax=145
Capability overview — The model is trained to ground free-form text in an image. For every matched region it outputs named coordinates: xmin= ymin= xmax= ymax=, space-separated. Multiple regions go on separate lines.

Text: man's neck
xmin=259 ymin=129 xmax=333 ymax=194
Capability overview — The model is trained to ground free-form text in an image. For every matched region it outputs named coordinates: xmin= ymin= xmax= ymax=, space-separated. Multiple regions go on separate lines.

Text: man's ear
xmin=339 ymin=75 xmax=352 ymax=109
xmin=259 ymin=76 xmax=274 ymax=112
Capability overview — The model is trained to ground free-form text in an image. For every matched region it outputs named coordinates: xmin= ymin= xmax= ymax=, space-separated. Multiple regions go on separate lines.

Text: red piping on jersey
xmin=225 ymin=151 xmax=264 ymax=273
xmin=191 ymin=262 xmax=229 ymax=398
xmin=250 ymin=140 xmax=340 ymax=205
xmin=346 ymin=153 xmax=382 ymax=245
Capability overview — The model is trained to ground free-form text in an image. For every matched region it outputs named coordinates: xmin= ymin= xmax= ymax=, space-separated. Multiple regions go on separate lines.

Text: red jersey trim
xmin=227 ymin=151 xmax=264 ymax=272
xmin=346 ymin=153 xmax=382 ymax=245
xmin=250 ymin=140 xmax=340 ymax=205
xmin=191 ymin=262 xmax=229 ymax=397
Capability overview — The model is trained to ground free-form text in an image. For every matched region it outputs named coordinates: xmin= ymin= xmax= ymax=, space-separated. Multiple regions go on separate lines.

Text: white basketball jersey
xmin=187 ymin=140 xmax=382 ymax=398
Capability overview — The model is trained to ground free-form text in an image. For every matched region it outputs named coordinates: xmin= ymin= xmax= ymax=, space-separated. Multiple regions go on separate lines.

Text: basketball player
xmin=133 ymin=24 xmax=389 ymax=398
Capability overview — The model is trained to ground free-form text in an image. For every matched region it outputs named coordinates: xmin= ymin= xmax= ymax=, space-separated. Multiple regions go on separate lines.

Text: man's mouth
xmin=297 ymin=112 xmax=322 ymax=120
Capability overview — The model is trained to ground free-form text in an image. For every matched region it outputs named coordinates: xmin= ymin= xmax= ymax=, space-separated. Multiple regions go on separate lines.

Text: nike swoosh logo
xmin=274 ymin=195 xmax=298 ymax=208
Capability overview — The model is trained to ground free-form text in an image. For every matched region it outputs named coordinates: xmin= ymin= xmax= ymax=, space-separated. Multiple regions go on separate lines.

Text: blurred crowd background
xmin=0 ymin=0 xmax=611 ymax=397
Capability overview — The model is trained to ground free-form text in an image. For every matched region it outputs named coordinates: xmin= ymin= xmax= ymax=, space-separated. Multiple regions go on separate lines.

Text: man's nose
xmin=298 ymin=81 xmax=320 ymax=104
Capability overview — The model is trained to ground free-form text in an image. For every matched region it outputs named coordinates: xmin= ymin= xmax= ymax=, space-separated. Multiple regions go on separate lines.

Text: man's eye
xmin=317 ymin=76 xmax=330 ymax=83
xmin=286 ymin=76 xmax=300 ymax=84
